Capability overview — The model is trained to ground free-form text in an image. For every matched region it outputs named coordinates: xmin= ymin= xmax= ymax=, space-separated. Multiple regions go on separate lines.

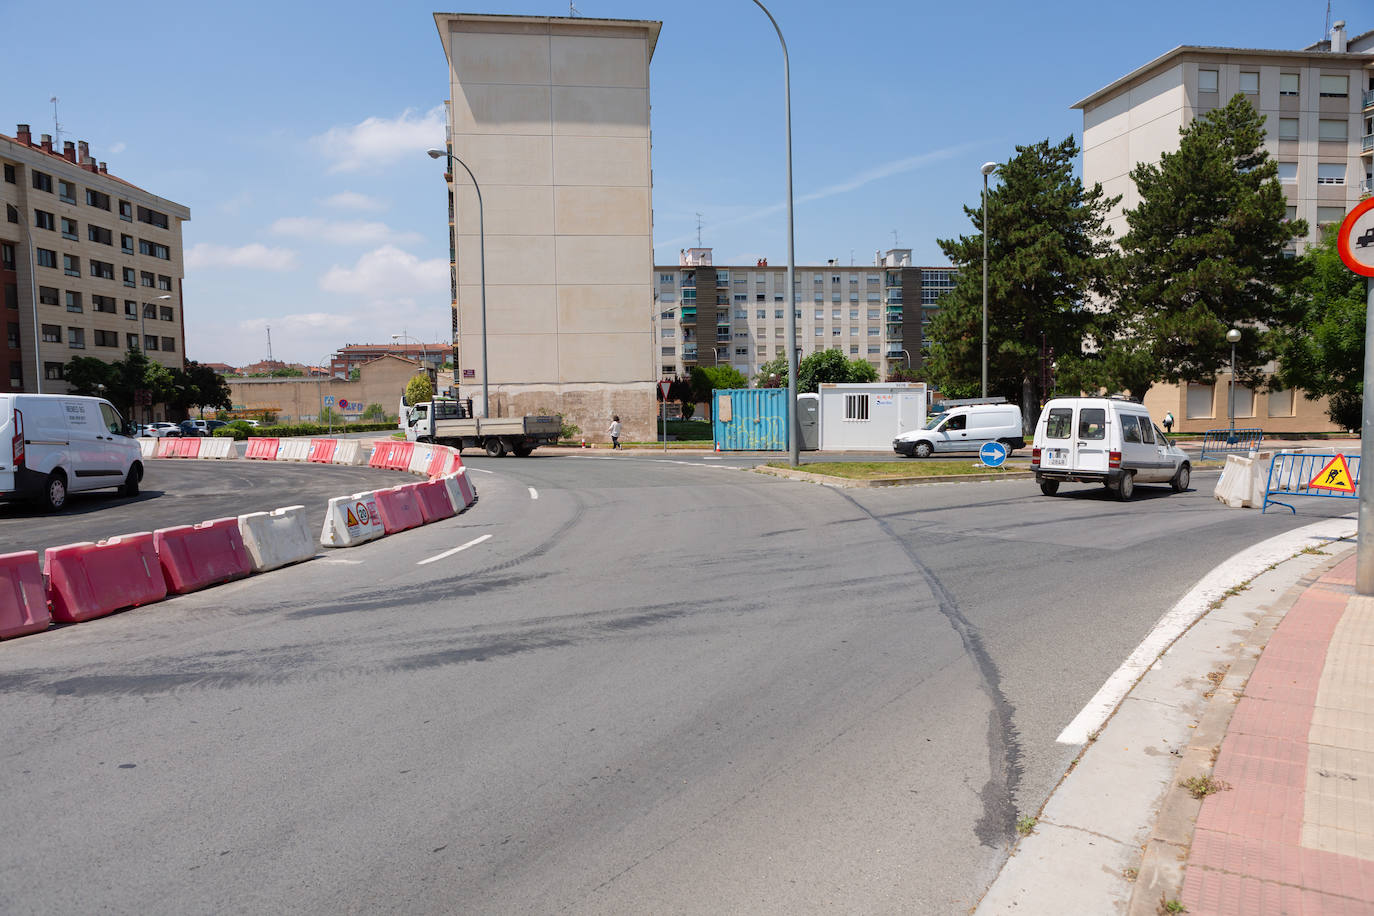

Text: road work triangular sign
xmin=1308 ymin=454 xmax=1357 ymax=493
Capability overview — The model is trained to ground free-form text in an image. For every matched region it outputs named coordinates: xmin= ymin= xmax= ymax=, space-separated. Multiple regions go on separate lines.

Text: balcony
xmin=679 ymin=307 xmax=697 ymax=326
xmin=682 ymin=346 xmax=698 ymax=362
xmin=1363 ymin=134 xmax=1374 ymax=153
xmin=1362 ymin=178 xmax=1374 ymax=195
xmin=885 ymin=349 xmax=906 ymax=360
xmin=1364 ymin=88 xmax=1374 ymax=110
xmin=886 ymin=306 xmax=903 ymax=319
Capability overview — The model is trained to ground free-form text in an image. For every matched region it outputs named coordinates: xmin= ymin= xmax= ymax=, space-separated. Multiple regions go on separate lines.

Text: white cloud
xmin=319 ymin=245 xmax=448 ymax=299
xmin=321 ymin=191 xmax=387 ymax=212
xmin=269 ymin=216 xmax=421 ymax=247
xmin=107 ymin=141 xmax=127 ymax=154
xmin=186 ymin=242 xmax=297 ymax=271
xmin=313 ymin=106 xmax=446 ymax=173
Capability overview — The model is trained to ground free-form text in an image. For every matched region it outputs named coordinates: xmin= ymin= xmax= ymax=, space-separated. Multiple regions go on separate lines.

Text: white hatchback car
xmin=1031 ymin=396 xmax=1190 ymax=500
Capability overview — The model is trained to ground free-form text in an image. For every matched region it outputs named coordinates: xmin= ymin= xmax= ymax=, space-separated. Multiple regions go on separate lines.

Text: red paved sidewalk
xmin=1183 ymin=554 xmax=1374 ymax=914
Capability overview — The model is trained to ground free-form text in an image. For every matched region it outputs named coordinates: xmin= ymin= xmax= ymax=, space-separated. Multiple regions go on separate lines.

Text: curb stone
xmin=752 ymin=464 xmax=1034 ymax=488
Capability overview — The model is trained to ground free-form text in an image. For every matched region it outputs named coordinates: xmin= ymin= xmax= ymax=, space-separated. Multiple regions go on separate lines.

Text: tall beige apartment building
xmin=1072 ymin=21 xmax=1374 ymax=432
xmin=654 ymin=248 xmax=954 ymax=383
xmin=0 ymin=125 xmax=189 ymax=396
xmin=434 ymin=13 xmax=660 ymax=437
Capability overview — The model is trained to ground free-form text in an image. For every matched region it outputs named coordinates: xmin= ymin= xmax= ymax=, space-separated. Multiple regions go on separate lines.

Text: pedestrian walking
xmin=608 ymin=415 xmax=622 ymax=449
xmin=1163 ymin=411 xmax=1174 ymax=435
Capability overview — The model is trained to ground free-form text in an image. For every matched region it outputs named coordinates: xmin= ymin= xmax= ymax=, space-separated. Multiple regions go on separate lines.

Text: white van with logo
xmin=893 ymin=403 xmax=1024 ymax=458
xmin=1031 ymin=396 xmax=1189 ymax=500
xmin=0 ymin=394 xmax=143 ymax=511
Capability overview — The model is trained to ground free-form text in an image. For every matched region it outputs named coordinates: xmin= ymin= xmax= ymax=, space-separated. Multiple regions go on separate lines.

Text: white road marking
xmin=1056 ymin=515 xmax=1357 ymax=745
xmin=468 ymin=467 xmax=494 ymax=474
xmin=319 ymin=557 xmax=364 ymax=565
xmin=528 ymin=487 xmax=538 ymax=500
xmin=417 ymin=534 xmax=493 ymax=566
xmin=703 ymin=456 xmax=723 ymax=460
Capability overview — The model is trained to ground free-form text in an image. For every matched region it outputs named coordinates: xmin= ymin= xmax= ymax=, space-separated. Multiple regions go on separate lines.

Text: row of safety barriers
xmin=1213 ymin=449 xmax=1361 ymax=513
xmin=320 ymin=469 xmax=477 ymax=547
xmin=1198 ymin=428 xmax=1264 ymax=460
xmin=138 ymin=437 xmax=236 ymax=459
xmin=0 ymin=504 xmax=317 ymax=638
xmin=240 ymin=436 xmax=368 ymax=465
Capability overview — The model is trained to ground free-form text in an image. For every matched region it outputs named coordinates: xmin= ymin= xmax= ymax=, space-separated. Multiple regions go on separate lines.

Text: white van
xmin=1031 ymin=396 xmax=1190 ymax=500
xmin=893 ymin=403 xmax=1024 ymax=458
xmin=0 ymin=394 xmax=143 ymax=511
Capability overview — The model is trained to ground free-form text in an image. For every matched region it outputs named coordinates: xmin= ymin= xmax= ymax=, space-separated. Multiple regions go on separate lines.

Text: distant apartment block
xmin=0 ymin=124 xmax=190 ymax=394
xmin=654 ymin=248 xmax=955 ymax=382
xmin=329 ymin=342 xmax=446 ymax=378
xmin=434 ymin=12 xmax=660 ymax=437
xmin=1074 ymin=20 xmax=1374 ymax=251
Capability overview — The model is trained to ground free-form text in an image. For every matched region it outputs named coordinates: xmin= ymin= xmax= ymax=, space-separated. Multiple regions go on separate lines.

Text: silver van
xmin=893 ymin=403 xmax=1024 ymax=458
xmin=1031 ymin=396 xmax=1189 ymax=500
xmin=0 ymin=394 xmax=143 ymax=511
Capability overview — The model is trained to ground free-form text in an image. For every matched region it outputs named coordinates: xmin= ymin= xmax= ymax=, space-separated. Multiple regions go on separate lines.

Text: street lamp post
xmin=427 ymin=147 xmax=488 ymax=418
xmin=750 ymin=0 xmax=799 ymax=467
xmin=981 ymin=161 xmax=998 ymax=399
xmin=1226 ymin=327 xmax=1241 ymax=442
xmin=391 ymin=333 xmax=430 ymax=380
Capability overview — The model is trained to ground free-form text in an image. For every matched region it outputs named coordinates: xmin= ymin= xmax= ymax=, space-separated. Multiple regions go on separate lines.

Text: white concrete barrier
xmin=277 ymin=438 xmax=312 ymax=462
xmin=320 ymin=490 xmax=386 ymax=547
xmin=198 ymin=437 xmax=237 ymax=459
xmin=238 ymin=505 xmax=315 ymax=572
xmin=332 ymin=440 xmax=366 ymax=466
xmin=137 ymin=437 xmax=157 ymax=458
xmin=441 ymin=468 xmax=477 ymax=510
xmin=1214 ymin=455 xmax=1253 ymax=508
xmin=408 ymin=444 xmax=437 ymax=476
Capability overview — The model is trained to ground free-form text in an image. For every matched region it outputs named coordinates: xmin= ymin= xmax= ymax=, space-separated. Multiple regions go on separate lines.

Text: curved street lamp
xmin=981 ymin=161 xmax=998 ymax=399
xmin=427 ymin=147 xmax=488 ymax=418
xmin=1226 ymin=327 xmax=1241 ymax=441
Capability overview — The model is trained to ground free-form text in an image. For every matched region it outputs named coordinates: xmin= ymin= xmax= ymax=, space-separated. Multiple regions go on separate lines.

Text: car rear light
xmin=1031 ymin=447 xmax=1041 ymax=466
xmin=11 ymin=408 xmax=23 ymax=469
xmin=1109 ymin=450 xmax=1122 ymax=468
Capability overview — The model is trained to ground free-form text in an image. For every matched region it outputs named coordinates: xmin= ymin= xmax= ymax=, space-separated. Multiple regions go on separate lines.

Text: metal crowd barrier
xmin=1261 ymin=452 xmax=1361 ymax=514
xmin=1199 ymin=427 xmax=1263 ymax=460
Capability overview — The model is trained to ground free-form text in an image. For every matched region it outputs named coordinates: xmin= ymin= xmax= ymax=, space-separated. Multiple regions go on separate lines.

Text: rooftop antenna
xmin=891 ymin=229 xmax=900 ymax=248
xmin=568 ymin=1 xmax=579 ymax=15
xmin=850 ymin=249 xmax=854 ymax=266
xmin=695 ymin=212 xmax=703 ymax=247
xmin=1324 ymin=0 xmax=1331 ymax=38
xmin=49 ymin=96 xmax=62 ymax=147
xmin=266 ymin=325 xmax=273 ymax=363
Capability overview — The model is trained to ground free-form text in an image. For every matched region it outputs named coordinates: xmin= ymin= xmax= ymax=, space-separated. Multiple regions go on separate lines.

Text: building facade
xmin=654 ymin=248 xmax=955 ymax=383
xmin=434 ymin=13 xmax=660 ymax=438
xmin=228 ymin=354 xmax=422 ymax=424
xmin=0 ymin=124 xmax=189 ymax=394
xmin=328 ymin=342 xmax=446 ymax=379
xmin=1073 ymin=22 xmax=1373 ymax=432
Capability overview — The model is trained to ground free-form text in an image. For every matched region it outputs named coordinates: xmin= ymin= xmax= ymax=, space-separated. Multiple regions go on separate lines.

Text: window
xmin=2 ymin=164 xmax=13 ymax=183
xmin=41 ymin=324 xmax=61 ymax=343
xmin=1078 ymin=407 xmax=1106 ymax=440
xmin=755 ymin=294 xmax=765 ymax=302
xmin=92 ymin=295 xmax=117 ymax=314
xmin=734 ymin=331 xmax=747 ymax=339
xmin=1239 ymin=72 xmax=1258 ymax=94
xmin=159 ymin=274 xmax=172 ymax=291
xmin=123 ymin=267 xmax=136 ymax=287
xmin=1139 ymin=421 xmax=1155 ymax=445
xmin=119 ymin=200 xmax=133 ymax=221
xmin=6 ymin=204 xmax=16 ymax=224
xmin=813 ymin=293 xmax=823 ymax=301
xmin=0 ymin=243 xmax=12 ymax=270
xmin=658 ymin=273 xmax=672 ymax=284
xmin=1122 ymin=416 xmax=1142 ymax=443
xmin=1318 ymin=119 xmax=1349 ymax=141
xmin=90 ymin=259 xmax=115 ymax=280
xmin=1317 ymin=206 xmax=1347 ymax=224
xmin=143 ymin=303 xmax=157 ymax=319
xmin=67 ymin=328 xmax=84 ymax=349
xmin=63 ymin=254 xmax=79 ymax=277
xmin=868 ymin=327 xmax=881 ymax=336
xmin=774 ymin=309 xmax=783 ymax=319
xmin=660 ymin=328 xmax=675 ymax=338
xmin=1197 ymin=69 xmax=1218 ymax=93
xmin=849 ymin=344 xmax=859 ymax=355
xmin=140 ymin=271 xmax=155 ymax=287
xmin=1285 ymin=206 xmax=1298 ymax=222
xmin=34 ymin=210 xmax=55 ymax=231
xmin=733 ymin=308 xmax=747 ymax=319
xmin=1276 ymin=118 xmax=1298 ymax=141
xmin=1320 ymin=74 xmax=1348 ymax=98
xmin=139 ymin=240 xmax=170 ymax=259
xmin=1277 ymin=162 xmax=1297 ymax=183
xmin=125 ymin=300 xmax=138 ymax=318
xmin=66 ymin=291 xmax=82 ymax=312
xmin=756 ymin=309 xmax=766 ymax=319
xmin=8 ymin=363 xmax=19 ymax=388
xmin=1268 ymin=388 xmax=1295 ymax=418
xmin=844 ymin=394 xmax=870 ymax=421
xmin=1316 ymin=163 xmax=1345 ymax=185
xmin=774 ymin=328 xmax=784 ymax=338
xmin=127 ymin=333 xmax=139 ymax=349
xmin=144 ymin=335 xmax=159 ymax=351
xmin=733 ymin=294 xmax=746 ymax=302
xmin=85 ymin=189 xmax=110 ymax=210
xmin=813 ymin=275 xmax=823 ymax=285
xmin=35 ymin=248 xmax=56 ymax=269
xmin=1279 ymin=73 xmax=1298 ymax=96
xmin=38 ymin=286 xmax=58 ymax=305
xmin=849 ymin=327 xmax=858 ymax=336
xmin=832 ymin=328 xmax=841 ymax=336
xmin=831 ymin=309 xmax=841 ymax=320
xmin=44 ymin=362 xmax=63 ymax=380
xmin=88 ymin=224 xmax=113 ymax=245
xmin=160 ymin=337 xmax=175 ymax=352
xmin=814 ymin=327 xmax=824 ymax=337
xmin=57 ymin=179 xmax=74 ymax=203
xmin=32 ymin=171 xmax=52 ymax=193
xmin=735 ymin=347 xmax=748 ymax=356
xmin=6 ymin=323 xmax=18 ymax=347
xmin=1186 ymin=382 xmax=1215 ymax=419
xmin=814 ymin=309 xmax=824 ymax=320
xmin=867 ymin=308 xmax=879 ymax=320
xmin=868 ymin=345 xmax=880 ymax=355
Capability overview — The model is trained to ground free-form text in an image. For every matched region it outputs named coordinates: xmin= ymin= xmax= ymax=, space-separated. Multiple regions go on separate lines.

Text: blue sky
xmin=2 ymin=0 xmax=1347 ymax=366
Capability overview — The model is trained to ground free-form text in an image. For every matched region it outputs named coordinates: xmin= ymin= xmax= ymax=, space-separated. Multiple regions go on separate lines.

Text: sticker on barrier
xmin=369 ymin=441 xmax=394 ymax=469
xmin=320 ymin=491 xmax=386 ymax=547
xmin=1262 ymin=452 xmax=1362 ymax=514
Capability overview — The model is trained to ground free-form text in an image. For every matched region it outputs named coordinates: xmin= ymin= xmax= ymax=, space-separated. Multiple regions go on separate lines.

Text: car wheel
xmin=1116 ymin=472 xmax=1135 ymax=502
xmin=41 ymin=472 xmax=67 ymax=512
xmin=913 ymin=441 xmax=933 ymax=459
xmin=997 ymin=438 xmax=1017 ymax=455
xmin=485 ymin=438 xmax=505 ymax=457
xmin=1171 ymin=463 xmax=1190 ymax=493
xmin=513 ymin=445 xmax=533 ymax=457
xmin=1039 ymin=479 xmax=1060 ymax=497
xmin=119 ymin=465 xmax=142 ymax=498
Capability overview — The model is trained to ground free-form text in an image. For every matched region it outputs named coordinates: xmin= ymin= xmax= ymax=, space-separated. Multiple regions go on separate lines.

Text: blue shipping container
xmin=712 ymin=388 xmax=787 ymax=451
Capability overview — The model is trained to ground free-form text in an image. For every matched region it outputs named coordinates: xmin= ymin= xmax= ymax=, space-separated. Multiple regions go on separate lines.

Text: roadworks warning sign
xmin=1308 ymin=454 xmax=1356 ymax=493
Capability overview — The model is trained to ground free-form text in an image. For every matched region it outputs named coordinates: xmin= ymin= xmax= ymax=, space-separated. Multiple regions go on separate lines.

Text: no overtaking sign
xmin=1337 ymin=197 xmax=1374 ymax=277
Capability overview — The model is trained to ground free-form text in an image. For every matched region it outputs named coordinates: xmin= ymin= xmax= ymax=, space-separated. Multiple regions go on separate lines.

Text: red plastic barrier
xmin=245 ymin=437 xmax=280 ymax=460
xmin=369 ymin=441 xmax=394 ymax=469
xmin=373 ymin=484 xmax=424 ymax=534
xmin=425 ymin=448 xmax=450 ymax=479
xmin=156 ymin=438 xmax=177 ymax=458
xmin=154 ymin=518 xmax=252 ymax=594
xmin=446 ymin=451 xmax=464 ymax=474
xmin=414 ymin=479 xmax=456 ymax=523
xmin=177 ymin=437 xmax=202 ymax=458
xmin=0 ymin=551 xmax=50 ymax=639
xmin=308 ymin=439 xmax=338 ymax=463
xmin=45 ymin=533 xmax=167 ymax=623
xmin=387 ymin=441 xmax=415 ymax=471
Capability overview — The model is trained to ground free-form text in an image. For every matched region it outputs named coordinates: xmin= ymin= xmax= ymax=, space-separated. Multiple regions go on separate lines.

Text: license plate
xmin=1045 ymin=449 xmax=1068 ymax=467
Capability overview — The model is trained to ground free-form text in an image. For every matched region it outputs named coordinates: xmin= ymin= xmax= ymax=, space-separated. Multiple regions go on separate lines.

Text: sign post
xmin=1335 ymin=200 xmax=1374 ymax=595
xmin=659 ymin=380 xmax=671 ymax=453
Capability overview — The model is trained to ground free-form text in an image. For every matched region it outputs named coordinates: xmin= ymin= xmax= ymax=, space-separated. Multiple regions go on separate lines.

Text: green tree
xmin=925 ymin=137 xmax=1118 ymax=422
xmin=348 ymin=368 xmax=361 ymax=381
xmin=796 ymin=349 xmax=877 ymax=393
xmin=689 ymin=365 xmax=748 ymax=421
xmin=753 ymin=355 xmax=790 ymax=388
xmin=62 ymin=356 xmax=115 ymax=396
xmin=1083 ymin=95 xmax=1307 ymax=398
xmin=169 ymin=360 xmax=232 ymax=415
xmin=404 ymin=373 xmax=434 ymax=405
xmin=1274 ymin=229 xmax=1364 ymax=430
xmin=362 ymin=402 xmax=387 ymax=421
xmin=270 ymin=367 xmax=305 ymax=378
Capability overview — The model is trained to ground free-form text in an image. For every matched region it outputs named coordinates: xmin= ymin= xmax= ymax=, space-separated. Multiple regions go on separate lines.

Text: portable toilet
xmin=797 ymin=393 xmax=819 ymax=450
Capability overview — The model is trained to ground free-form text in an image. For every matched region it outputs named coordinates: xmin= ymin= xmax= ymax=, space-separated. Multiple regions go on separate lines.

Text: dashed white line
xmin=417 ymin=534 xmax=493 ymax=566
xmin=528 ymin=487 xmax=539 ymax=500
xmin=468 ymin=467 xmax=495 ymax=474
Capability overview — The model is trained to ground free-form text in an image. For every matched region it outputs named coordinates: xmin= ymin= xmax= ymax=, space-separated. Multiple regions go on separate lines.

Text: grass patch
xmin=1181 ymin=774 xmax=1230 ymax=799
xmin=769 ymin=461 xmax=1020 ymax=480
xmin=663 ymin=419 xmax=712 ymax=441
xmin=1015 ymin=816 xmax=1037 ymax=837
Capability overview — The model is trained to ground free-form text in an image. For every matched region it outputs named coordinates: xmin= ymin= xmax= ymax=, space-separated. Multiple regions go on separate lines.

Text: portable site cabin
xmin=818 ymin=382 xmax=927 ymax=451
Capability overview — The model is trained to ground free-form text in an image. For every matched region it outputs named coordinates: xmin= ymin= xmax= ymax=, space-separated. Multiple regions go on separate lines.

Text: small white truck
xmin=401 ymin=398 xmax=561 ymax=457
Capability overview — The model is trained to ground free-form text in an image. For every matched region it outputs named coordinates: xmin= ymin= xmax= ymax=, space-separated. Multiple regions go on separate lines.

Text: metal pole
xmin=1357 ymin=277 xmax=1374 ymax=595
xmin=662 ymin=390 xmax=667 ymax=453
xmin=981 ymin=170 xmax=989 ymax=399
xmin=1228 ymin=341 xmax=1236 ymax=437
xmin=23 ymin=220 xmax=41 ymax=393
xmin=451 ymin=154 xmax=489 ymax=419
xmin=751 ymin=0 xmax=798 ymax=466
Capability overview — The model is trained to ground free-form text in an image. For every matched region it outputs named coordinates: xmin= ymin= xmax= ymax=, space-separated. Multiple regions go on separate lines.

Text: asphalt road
xmin=0 ymin=454 xmax=1353 ymax=914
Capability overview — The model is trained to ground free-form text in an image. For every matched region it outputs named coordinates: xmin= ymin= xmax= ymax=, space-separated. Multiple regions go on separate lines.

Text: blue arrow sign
xmin=979 ymin=441 xmax=1008 ymax=468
